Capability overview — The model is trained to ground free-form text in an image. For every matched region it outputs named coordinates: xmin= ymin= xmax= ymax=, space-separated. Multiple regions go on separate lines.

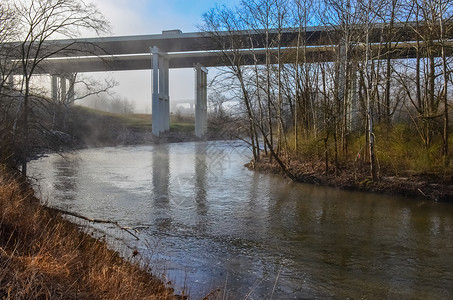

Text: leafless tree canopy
xmin=0 ymin=0 xmax=111 ymax=174
xmin=2 ymin=0 xmax=453 ymax=179
xmin=202 ymin=0 xmax=453 ymax=180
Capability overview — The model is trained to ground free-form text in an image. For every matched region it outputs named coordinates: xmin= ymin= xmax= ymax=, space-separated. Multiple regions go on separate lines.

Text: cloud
xmin=90 ymin=0 xmax=218 ymax=35
xmin=89 ymin=0 xmax=150 ymax=35
xmin=89 ymin=69 xmax=195 ymax=114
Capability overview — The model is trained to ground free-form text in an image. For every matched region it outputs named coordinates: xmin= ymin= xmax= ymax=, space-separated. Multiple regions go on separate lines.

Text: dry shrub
xmin=0 ymin=166 xmax=176 ymax=300
xmin=372 ymin=124 xmax=449 ymax=175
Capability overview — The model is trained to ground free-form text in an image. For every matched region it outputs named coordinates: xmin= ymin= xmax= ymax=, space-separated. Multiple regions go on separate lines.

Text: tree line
xmin=0 ymin=0 xmax=109 ymax=175
xmin=202 ymin=0 xmax=453 ymax=181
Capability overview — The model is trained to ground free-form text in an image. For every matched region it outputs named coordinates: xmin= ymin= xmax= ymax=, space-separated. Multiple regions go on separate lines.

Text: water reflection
xmin=28 ymin=142 xmax=453 ymax=299
xmin=152 ymin=144 xmax=170 ymax=209
xmin=47 ymin=154 xmax=80 ymax=204
xmin=194 ymin=142 xmax=207 ymax=215
xmin=263 ymin=184 xmax=453 ymax=298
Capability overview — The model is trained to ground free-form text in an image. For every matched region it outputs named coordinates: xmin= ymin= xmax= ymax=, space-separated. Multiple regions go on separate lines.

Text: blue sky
xmin=92 ymin=0 xmax=239 ymax=35
xmin=83 ymin=0 xmax=240 ymax=112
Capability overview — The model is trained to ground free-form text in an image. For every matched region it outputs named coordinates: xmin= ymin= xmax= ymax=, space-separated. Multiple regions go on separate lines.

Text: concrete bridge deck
xmin=37 ymin=40 xmax=453 ymax=74
xmin=28 ymin=22 xmax=443 ymax=57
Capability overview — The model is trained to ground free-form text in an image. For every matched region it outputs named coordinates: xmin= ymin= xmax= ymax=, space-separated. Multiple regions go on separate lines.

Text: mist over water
xmin=30 ymin=141 xmax=453 ymax=299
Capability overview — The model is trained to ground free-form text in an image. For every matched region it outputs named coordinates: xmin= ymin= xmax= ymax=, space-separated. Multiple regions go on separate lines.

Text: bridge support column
xmin=194 ymin=63 xmax=208 ymax=137
xmin=60 ymin=75 xmax=67 ymax=103
xmin=151 ymin=46 xmax=170 ymax=136
xmin=7 ymin=75 xmax=14 ymax=87
xmin=51 ymin=74 xmax=77 ymax=105
xmin=161 ymin=54 xmax=170 ymax=131
xmin=67 ymin=74 xmax=75 ymax=104
xmin=51 ymin=74 xmax=58 ymax=102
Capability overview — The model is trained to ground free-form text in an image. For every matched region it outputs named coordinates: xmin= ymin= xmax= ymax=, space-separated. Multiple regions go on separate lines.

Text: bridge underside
xmin=34 ymin=42 xmax=436 ymax=74
xmin=43 ymin=52 xmax=209 ymax=138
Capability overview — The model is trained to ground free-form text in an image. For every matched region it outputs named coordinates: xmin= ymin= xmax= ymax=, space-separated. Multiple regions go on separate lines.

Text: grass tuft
xmin=287 ymin=124 xmax=453 ymax=178
xmin=0 ymin=165 xmax=176 ymax=300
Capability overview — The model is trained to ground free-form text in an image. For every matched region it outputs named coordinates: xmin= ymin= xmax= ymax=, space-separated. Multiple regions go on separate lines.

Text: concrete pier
xmin=51 ymin=74 xmax=75 ymax=104
xmin=194 ymin=63 xmax=208 ymax=137
xmin=151 ymin=46 xmax=170 ymax=136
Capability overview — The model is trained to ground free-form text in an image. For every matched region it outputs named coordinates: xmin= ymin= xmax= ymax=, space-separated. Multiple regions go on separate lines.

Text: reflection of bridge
xmin=14 ymin=24 xmax=453 ymax=136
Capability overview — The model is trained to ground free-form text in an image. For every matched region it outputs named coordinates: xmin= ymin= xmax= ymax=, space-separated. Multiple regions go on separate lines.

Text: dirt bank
xmin=247 ymin=157 xmax=453 ymax=202
xmin=0 ymin=166 xmax=180 ymax=299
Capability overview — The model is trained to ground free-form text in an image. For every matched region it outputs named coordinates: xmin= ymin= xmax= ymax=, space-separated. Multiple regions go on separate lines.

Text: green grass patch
xmin=73 ymin=106 xmax=196 ymax=132
xmin=285 ymin=123 xmax=453 ymax=177
xmin=170 ymin=122 xmax=195 ymax=132
xmin=73 ymin=106 xmax=152 ymax=130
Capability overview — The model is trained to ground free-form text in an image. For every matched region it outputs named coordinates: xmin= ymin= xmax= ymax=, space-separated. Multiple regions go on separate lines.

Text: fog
xmin=78 ymin=69 xmax=196 ymax=113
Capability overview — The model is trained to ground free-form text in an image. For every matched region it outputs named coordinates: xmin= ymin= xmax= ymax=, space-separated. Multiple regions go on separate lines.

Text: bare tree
xmin=202 ymin=4 xmax=262 ymax=161
xmin=320 ymin=0 xmax=360 ymax=175
xmin=202 ymin=1 xmax=297 ymax=179
xmin=12 ymin=0 xmax=109 ymax=175
xmin=201 ymin=0 xmax=452 ymax=181
xmin=50 ymin=73 xmax=117 ymax=130
xmin=436 ymin=0 xmax=453 ymax=159
xmin=208 ymin=91 xmax=230 ymax=118
xmin=0 ymin=1 xmax=18 ymax=91
xmin=0 ymin=1 xmax=20 ymax=166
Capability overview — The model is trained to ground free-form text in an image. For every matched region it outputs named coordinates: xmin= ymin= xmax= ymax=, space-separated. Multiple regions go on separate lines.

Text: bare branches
xmin=43 ymin=206 xmax=140 ymax=240
xmin=201 ymin=0 xmax=453 ymax=178
xmin=0 ymin=0 xmax=110 ymax=174
xmin=15 ymin=0 xmax=110 ymax=78
xmin=70 ymin=74 xmax=117 ymax=103
xmin=0 ymin=2 xmax=19 ymax=88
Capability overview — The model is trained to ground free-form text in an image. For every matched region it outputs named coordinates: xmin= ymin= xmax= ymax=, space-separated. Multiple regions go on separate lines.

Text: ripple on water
xmin=29 ymin=142 xmax=453 ymax=299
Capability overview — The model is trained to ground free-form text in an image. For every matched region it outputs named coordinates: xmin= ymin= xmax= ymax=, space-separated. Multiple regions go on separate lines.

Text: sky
xmin=80 ymin=0 xmax=241 ymax=113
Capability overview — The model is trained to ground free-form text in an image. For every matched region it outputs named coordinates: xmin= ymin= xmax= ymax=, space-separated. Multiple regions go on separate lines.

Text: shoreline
xmin=246 ymin=156 xmax=453 ymax=202
xmin=54 ymin=107 xmax=453 ymax=202
xmin=47 ymin=131 xmax=453 ymax=203
xmin=0 ymin=166 xmax=179 ymax=299
xmin=12 ymin=136 xmax=451 ymax=298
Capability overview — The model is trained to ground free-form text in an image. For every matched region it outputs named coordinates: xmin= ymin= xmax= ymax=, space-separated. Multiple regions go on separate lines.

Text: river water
xmin=29 ymin=141 xmax=453 ymax=299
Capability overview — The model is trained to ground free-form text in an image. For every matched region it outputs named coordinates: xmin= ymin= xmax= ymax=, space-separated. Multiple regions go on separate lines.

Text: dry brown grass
xmin=0 ymin=165 xmax=176 ymax=300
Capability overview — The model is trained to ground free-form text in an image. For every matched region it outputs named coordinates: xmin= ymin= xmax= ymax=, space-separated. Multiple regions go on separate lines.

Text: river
xmin=29 ymin=140 xmax=453 ymax=299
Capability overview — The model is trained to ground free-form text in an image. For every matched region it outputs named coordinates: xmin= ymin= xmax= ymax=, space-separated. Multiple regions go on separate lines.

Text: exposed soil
xmin=246 ymin=156 xmax=453 ymax=202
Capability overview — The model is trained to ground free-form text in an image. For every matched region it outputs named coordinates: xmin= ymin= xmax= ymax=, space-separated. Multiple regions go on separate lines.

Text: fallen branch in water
xmin=47 ymin=206 xmax=140 ymax=240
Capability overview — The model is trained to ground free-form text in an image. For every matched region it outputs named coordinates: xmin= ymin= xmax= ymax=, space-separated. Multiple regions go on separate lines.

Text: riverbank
xmin=42 ymin=106 xmax=453 ymax=202
xmin=56 ymin=106 xmax=200 ymax=148
xmin=55 ymin=107 xmax=453 ymax=202
xmin=38 ymin=106 xmax=235 ymax=155
xmin=247 ymin=156 xmax=453 ymax=202
xmin=0 ymin=107 xmax=237 ymax=299
xmin=0 ymin=166 xmax=178 ymax=299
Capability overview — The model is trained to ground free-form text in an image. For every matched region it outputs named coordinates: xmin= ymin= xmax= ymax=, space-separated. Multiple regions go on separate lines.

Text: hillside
xmin=63 ymin=106 xmax=197 ymax=147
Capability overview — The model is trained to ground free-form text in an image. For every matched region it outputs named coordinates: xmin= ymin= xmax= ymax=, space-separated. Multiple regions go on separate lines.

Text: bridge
xmin=11 ymin=24 xmax=453 ymax=136
xmin=170 ymin=99 xmax=195 ymax=114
